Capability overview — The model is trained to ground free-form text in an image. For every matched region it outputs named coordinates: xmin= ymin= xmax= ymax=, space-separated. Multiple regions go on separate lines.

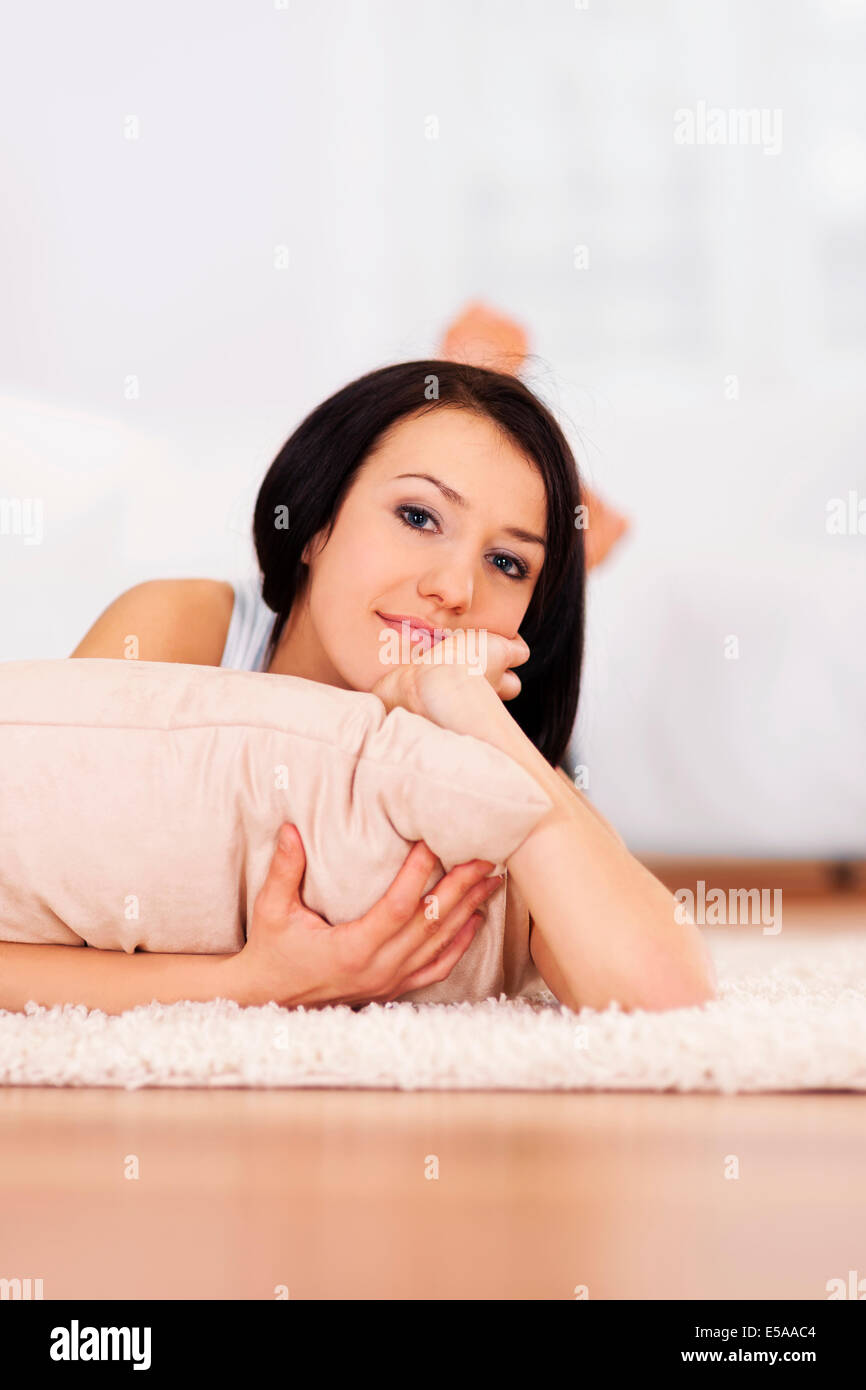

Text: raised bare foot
xmin=439 ymin=300 xmax=630 ymax=569
xmin=438 ymin=300 xmax=529 ymax=375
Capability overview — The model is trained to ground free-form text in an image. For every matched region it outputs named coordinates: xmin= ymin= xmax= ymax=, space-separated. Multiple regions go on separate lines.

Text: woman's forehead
xmin=364 ymin=409 xmax=548 ymax=513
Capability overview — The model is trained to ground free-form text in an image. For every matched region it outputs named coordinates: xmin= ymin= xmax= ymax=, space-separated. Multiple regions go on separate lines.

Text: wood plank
xmin=0 ymin=896 xmax=863 ymax=1300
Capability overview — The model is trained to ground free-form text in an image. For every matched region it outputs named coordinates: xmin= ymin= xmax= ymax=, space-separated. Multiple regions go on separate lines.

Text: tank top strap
xmin=219 ymin=572 xmax=277 ymax=673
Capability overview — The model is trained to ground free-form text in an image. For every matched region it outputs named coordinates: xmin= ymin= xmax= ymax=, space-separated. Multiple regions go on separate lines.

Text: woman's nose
xmin=418 ymin=560 xmax=474 ymax=614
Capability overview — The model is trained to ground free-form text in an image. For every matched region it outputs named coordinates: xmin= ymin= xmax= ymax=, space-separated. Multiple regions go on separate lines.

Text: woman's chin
xmin=343 ymin=659 xmax=387 ymax=697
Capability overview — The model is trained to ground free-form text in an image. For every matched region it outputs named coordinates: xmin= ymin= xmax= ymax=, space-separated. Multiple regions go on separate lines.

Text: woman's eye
xmin=395 ymin=504 xmax=530 ymax=580
xmin=396 ymin=504 xmax=436 ymax=532
xmin=491 ymin=553 xmax=529 ymax=579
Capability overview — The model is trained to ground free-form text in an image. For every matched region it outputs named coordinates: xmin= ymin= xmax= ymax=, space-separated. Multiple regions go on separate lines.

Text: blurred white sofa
xmin=0 ymin=391 xmax=270 ymax=662
xmin=560 ymin=381 xmax=866 ymax=858
xmin=568 ymin=537 xmax=866 ymax=857
xmin=3 ymin=387 xmax=863 ymax=858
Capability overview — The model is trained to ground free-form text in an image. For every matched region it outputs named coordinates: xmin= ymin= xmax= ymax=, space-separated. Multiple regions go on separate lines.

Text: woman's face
xmin=280 ymin=406 xmax=548 ymax=693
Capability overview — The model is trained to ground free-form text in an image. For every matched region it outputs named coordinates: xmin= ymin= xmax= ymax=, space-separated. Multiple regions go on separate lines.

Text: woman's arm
xmin=0 ymin=830 xmax=499 ymax=1016
xmin=550 ymin=764 xmax=627 ymax=846
xmin=69 ymin=578 xmax=234 ymax=663
xmin=390 ymin=667 xmax=716 ymax=1014
xmin=483 ymin=710 xmax=715 ymax=1012
xmin=0 ymin=940 xmax=247 ymax=1015
xmin=3 ymin=580 xmax=242 ymax=1013
xmin=509 ymin=787 xmax=718 ymax=1014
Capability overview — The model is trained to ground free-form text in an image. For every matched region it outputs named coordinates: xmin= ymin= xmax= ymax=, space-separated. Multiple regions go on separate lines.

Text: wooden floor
xmin=1 ymin=893 xmax=864 ymax=1301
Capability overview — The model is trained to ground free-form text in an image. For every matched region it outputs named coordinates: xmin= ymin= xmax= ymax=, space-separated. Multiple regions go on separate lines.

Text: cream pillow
xmin=0 ymin=659 xmax=551 ymax=963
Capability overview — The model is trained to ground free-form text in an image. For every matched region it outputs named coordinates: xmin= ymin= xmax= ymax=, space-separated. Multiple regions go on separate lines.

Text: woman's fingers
xmin=360 ymin=853 xmax=503 ymax=994
xmin=351 ymin=870 xmax=501 ymax=1006
xmin=393 ymin=871 xmax=503 ymax=981
xmin=506 ymin=634 xmax=530 ymax=668
xmin=362 ymin=840 xmax=442 ymax=941
xmin=254 ymin=829 xmax=504 ymax=1007
xmin=476 ymin=632 xmax=529 ymax=696
xmin=360 ymin=843 xmax=492 ymax=952
xmin=389 ymin=914 xmax=486 ymax=996
xmin=353 ymin=842 xmax=502 ymax=975
xmin=348 ymin=911 xmax=485 ymax=1008
xmin=429 ymin=629 xmax=528 ymax=702
xmin=243 ymin=827 xmax=499 ymax=1011
xmin=497 ymin=670 xmax=522 ymax=701
xmin=375 ymin=629 xmax=529 ymax=716
xmin=253 ymin=823 xmax=305 ymax=925
xmin=327 ymin=843 xmax=500 ymax=1005
xmin=410 ymin=628 xmax=528 ymax=674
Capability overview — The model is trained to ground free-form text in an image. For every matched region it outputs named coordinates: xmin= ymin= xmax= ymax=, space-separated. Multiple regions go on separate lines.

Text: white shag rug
xmin=1 ymin=928 xmax=864 ymax=1093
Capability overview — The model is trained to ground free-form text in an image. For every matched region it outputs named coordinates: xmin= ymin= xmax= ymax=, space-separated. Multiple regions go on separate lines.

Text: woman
xmin=10 ymin=361 xmax=714 ymax=1017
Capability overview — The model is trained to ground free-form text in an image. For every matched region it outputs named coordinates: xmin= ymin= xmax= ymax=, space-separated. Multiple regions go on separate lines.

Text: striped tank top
xmin=219 ymin=571 xmax=277 ymax=673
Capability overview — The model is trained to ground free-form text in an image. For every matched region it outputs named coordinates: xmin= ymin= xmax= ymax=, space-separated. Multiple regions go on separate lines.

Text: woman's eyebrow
xmin=393 ymin=472 xmax=547 ymax=549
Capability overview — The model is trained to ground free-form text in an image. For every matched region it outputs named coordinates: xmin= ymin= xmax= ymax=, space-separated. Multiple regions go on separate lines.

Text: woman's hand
xmin=371 ymin=628 xmax=530 ymax=734
xmin=234 ymin=823 xmax=503 ymax=1010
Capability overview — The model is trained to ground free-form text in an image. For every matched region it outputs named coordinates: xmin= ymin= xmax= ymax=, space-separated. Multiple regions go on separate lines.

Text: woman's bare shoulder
xmin=70 ymin=578 xmax=236 ymax=665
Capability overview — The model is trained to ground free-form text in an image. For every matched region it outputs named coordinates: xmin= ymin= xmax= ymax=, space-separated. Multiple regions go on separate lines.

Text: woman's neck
xmin=264 ymin=593 xmax=351 ymax=690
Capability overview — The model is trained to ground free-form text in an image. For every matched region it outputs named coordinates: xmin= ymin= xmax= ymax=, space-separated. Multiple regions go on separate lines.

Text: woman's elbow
xmin=626 ymin=946 xmax=719 ymax=1013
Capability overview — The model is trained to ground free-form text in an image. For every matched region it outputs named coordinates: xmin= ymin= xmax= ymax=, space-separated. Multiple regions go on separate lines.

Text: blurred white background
xmin=1 ymin=0 xmax=864 ymax=854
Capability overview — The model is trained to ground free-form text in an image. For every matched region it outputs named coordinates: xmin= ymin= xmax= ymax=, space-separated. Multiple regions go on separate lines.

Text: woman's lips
xmin=375 ymin=612 xmax=444 ymax=647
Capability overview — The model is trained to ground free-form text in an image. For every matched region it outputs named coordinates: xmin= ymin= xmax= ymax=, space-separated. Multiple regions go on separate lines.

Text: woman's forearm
xmin=443 ymin=689 xmax=717 ymax=1012
xmin=507 ymin=798 xmax=717 ymax=1013
xmin=0 ymin=940 xmax=248 ymax=1015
